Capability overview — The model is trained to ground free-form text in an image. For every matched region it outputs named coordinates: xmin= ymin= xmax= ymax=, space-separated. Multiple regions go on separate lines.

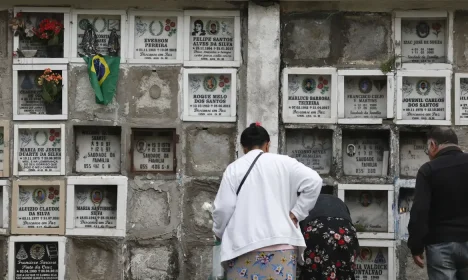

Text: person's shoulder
xmin=417 ymin=161 xmax=432 ymax=176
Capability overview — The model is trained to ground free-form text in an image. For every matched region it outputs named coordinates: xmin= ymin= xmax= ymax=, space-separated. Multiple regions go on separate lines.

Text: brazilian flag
xmin=82 ymin=55 xmax=120 ymax=105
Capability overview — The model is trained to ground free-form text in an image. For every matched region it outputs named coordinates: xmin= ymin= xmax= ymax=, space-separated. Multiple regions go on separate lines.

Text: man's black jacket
xmin=408 ymin=146 xmax=468 ymax=255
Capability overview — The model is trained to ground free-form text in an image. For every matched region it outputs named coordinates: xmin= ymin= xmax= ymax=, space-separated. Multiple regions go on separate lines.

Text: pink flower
xmin=318 ymin=83 xmax=324 ymax=89
xmin=49 ymin=136 xmax=55 ymax=141
xmin=334 ymin=233 xmax=341 ymax=240
xmin=48 ymin=193 xmax=54 ymax=200
xmin=170 ymin=22 xmax=175 ymax=27
xmin=314 ymin=256 xmax=321 ymax=263
xmin=224 ymin=77 xmax=230 ymax=83
xmin=219 ymin=82 xmax=224 ymax=87
xmin=306 ymin=226 xmax=313 ymax=232
xmin=165 ymin=26 xmax=170 ymax=31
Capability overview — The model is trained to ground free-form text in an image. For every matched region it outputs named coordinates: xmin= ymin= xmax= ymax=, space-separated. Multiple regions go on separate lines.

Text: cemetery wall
xmin=0 ymin=1 xmax=467 ymax=280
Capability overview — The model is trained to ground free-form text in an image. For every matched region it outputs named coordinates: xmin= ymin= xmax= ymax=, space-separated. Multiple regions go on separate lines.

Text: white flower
xmin=344 ymin=235 xmax=351 ymax=243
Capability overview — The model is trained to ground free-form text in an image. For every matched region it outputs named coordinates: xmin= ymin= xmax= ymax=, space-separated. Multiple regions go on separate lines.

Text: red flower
xmin=170 ymin=22 xmax=176 ymax=27
xmin=48 ymin=193 xmax=54 ymax=200
xmin=16 ymin=12 xmax=23 ymax=18
xmin=54 ymin=132 xmax=60 ymax=137
xmin=165 ymin=26 xmax=170 ymax=31
xmin=339 ymin=228 xmax=345 ymax=235
xmin=309 ymin=252 xmax=315 ymax=258
xmin=220 ymin=75 xmax=224 ymax=80
xmin=311 ymin=264 xmax=317 ymax=270
xmin=166 ymin=19 xmax=171 ymax=24
xmin=319 ymin=76 xmax=323 ymax=81
xmin=49 ymin=136 xmax=55 ymax=141
xmin=50 ymin=129 xmax=56 ymax=134
xmin=338 ymin=239 xmax=345 ymax=246
xmin=54 ymin=190 xmax=59 ymax=195
xmin=323 ymin=80 xmax=329 ymax=85
xmin=224 ymin=77 xmax=229 ymax=83
xmin=305 ymin=233 xmax=310 ymax=239
xmin=432 ymin=22 xmax=442 ymax=31
xmin=219 ymin=82 xmax=225 ymax=87
xmin=49 ymin=187 xmax=54 ymax=192
xmin=318 ymin=83 xmax=324 ymax=89
xmin=336 ymin=261 xmax=342 ymax=267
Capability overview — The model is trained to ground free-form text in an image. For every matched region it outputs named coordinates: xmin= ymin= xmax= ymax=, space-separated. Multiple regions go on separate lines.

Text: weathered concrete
xmin=245 ymin=2 xmax=281 ymax=154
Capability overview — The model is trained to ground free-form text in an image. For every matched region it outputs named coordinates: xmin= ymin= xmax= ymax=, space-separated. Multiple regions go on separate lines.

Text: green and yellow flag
xmin=82 ymin=55 xmax=120 ymax=105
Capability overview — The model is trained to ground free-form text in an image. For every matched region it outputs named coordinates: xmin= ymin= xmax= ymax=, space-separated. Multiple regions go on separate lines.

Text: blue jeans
xmin=426 ymin=242 xmax=468 ymax=280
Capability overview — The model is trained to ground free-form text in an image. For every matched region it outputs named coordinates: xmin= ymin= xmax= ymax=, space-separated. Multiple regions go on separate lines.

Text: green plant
xmin=380 ymin=55 xmax=402 ymax=74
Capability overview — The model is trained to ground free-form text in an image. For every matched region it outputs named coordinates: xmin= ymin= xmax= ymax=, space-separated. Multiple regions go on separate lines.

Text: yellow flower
xmin=37 ymin=81 xmax=42 ymax=86
xmin=245 ymin=259 xmax=251 ymax=265
xmin=281 ymin=257 xmax=287 ymax=264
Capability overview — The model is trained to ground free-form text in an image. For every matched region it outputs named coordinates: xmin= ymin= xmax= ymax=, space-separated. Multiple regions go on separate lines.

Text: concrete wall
xmin=2 ymin=1 xmax=468 ymax=279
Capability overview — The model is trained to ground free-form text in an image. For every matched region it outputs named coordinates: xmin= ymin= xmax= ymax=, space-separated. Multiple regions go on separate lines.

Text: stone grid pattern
xmin=0 ymin=2 xmax=468 ymax=279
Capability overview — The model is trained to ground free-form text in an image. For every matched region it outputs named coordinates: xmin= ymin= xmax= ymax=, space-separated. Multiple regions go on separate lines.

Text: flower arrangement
xmin=48 ymin=187 xmax=60 ymax=205
xmin=218 ymin=75 xmax=230 ymax=93
xmin=48 ymin=129 xmax=61 ymax=147
xmin=34 ymin=18 xmax=64 ymax=46
xmin=164 ymin=19 xmax=177 ymax=37
xmin=432 ymin=22 xmax=442 ymax=37
xmin=9 ymin=12 xmax=36 ymax=48
xmin=37 ymin=68 xmax=63 ymax=104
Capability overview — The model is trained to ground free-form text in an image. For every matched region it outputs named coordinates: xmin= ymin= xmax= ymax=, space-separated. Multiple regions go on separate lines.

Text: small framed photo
xmin=355 ymin=240 xmax=396 ymax=280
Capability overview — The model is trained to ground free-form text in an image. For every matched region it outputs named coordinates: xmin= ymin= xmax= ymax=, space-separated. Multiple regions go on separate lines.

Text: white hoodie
xmin=212 ymin=149 xmax=322 ymax=263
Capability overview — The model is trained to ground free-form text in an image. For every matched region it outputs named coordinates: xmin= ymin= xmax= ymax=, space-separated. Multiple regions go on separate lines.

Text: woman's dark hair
xmin=240 ymin=123 xmax=270 ymax=150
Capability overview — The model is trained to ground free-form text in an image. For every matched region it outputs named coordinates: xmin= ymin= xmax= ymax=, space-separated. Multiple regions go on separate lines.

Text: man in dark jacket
xmin=408 ymin=127 xmax=468 ymax=280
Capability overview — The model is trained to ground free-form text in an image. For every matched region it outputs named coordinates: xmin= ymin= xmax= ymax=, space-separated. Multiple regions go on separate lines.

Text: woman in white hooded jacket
xmin=212 ymin=122 xmax=323 ymax=279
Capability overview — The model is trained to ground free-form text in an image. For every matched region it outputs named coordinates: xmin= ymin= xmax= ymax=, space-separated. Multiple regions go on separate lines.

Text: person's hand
xmin=413 ymin=254 xmax=425 ymax=268
xmin=289 ymin=212 xmax=298 ymax=228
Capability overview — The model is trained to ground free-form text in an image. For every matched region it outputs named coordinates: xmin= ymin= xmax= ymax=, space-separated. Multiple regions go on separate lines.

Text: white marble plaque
xmin=346 ymin=190 xmax=388 ymax=233
xmin=133 ymin=16 xmax=178 ymax=60
xmin=18 ymin=128 xmax=62 ymax=172
xmin=75 ymin=127 xmax=121 ymax=173
xmin=74 ymin=185 xmax=117 ymax=229
xmin=188 ymin=73 xmax=233 ymax=117
xmin=18 ymin=71 xmax=46 ymax=115
xmin=401 ymin=19 xmax=446 ymax=63
xmin=16 ymin=185 xmax=60 ymax=229
xmin=189 ymin=17 xmax=234 ymax=62
xmin=344 ymin=76 xmax=387 ymax=118
xmin=400 ymin=134 xmax=427 ymax=177
xmin=77 ymin=15 xmax=121 ymax=56
xmin=133 ymin=131 xmax=174 ymax=172
xmin=459 ymin=78 xmax=468 ymax=120
xmin=343 ymin=137 xmax=389 ymax=176
xmin=401 ymin=77 xmax=446 ymax=120
xmin=355 ymin=247 xmax=389 ymax=280
xmin=287 ymin=74 xmax=332 ymax=119
xmin=286 ymin=130 xmax=332 ymax=174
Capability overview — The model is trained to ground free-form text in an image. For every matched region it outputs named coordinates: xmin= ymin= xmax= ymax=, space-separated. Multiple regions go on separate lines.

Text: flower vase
xmin=44 ymin=101 xmax=62 ymax=115
xmin=46 ymin=45 xmax=63 ymax=58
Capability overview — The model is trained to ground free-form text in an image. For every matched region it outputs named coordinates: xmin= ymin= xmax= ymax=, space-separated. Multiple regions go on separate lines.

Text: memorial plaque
xmin=133 ymin=16 xmax=178 ymax=60
xmin=399 ymin=133 xmax=427 ymax=177
xmin=17 ymin=128 xmax=62 ymax=172
xmin=458 ymin=78 xmax=468 ymax=121
xmin=17 ymin=13 xmax=64 ymax=58
xmin=342 ymin=133 xmax=389 ymax=176
xmin=189 ymin=17 xmax=234 ymax=62
xmin=17 ymin=71 xmax=64 ymax=115
xmin=286 ymin=129 xmax=332 ymax=175
xmin=401 ymin=19 xmax=446 ymax=63
xmin=132 ymin=130 xmax=175 ymax=172
xmin=187 ymin=73 xmax=233 ymax=118
xmin=74 ymin=185 xmax=117 ymax=229
xmin=345 ymin=190 xmax=388 ymax=232
xmin=15 ymin=242 xmax=59 ymax=280
xmin=355 ymin=247 xmax=389 ymax=280
xmin=16 ymin=185 xmax=60 ymax=229
xmin=344 ymin=76 xmax=387 ymax=118
xmin=401 ymin=77 xmax=446 ymax=120
xmin=287 ymin=74 xmax=332 ymax=119
xmin=77 ymin=15 xmax=121 ymax=56
xmin=75 ymin=127 xmax=121 ymax=173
